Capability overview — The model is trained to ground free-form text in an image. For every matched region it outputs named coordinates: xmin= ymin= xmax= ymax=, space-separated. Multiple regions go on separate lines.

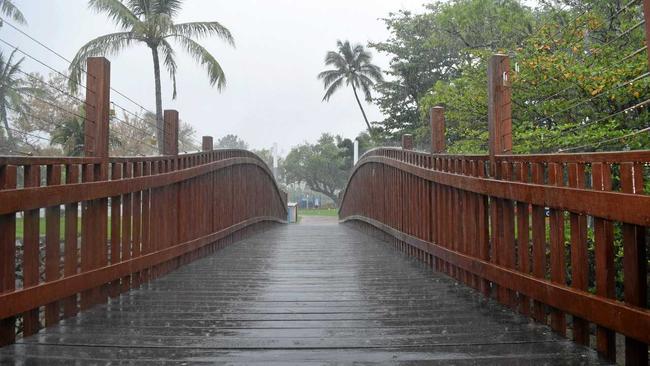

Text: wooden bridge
xmin=0 ymin=56 xmax=648 ymax=365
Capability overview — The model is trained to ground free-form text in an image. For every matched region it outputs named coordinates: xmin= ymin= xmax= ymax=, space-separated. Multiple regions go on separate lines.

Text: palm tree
xmin=51 ymin=106 xmax=122 ymax=156
xmin=318 ymin=40 xmax=383 ymax=132
xmin=0 ymin=0 xmax=27 ymax=25
xmin=68 ymin=0 xmax=234 ymax=152
xmin=50 ymin=115 xmax=85 ymax=156
xmin=0 ymin=49 xmax=33 ymax=152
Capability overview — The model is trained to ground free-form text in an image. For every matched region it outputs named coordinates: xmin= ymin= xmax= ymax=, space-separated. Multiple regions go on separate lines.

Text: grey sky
xmin=6 ymin=0 xmax=427 ymax=154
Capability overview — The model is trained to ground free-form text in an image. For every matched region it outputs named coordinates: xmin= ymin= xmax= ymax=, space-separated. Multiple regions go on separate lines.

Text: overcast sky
xmin=5 ymin=0 xmax=428 ymax=154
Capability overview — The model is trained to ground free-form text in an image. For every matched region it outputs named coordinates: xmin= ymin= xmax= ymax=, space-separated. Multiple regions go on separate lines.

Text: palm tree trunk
xmin=351 ymin=84 xmax=372 ymax=132
xmin=151 ymin=46 xmax=164 ymax=153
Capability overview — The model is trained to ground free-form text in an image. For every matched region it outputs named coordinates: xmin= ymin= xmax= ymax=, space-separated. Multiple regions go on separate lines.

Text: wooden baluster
xmin=62 ymin=164 xmax=79 ymax=318
xmin=592 ymin=162 xmax=616 ymax=361
xmin=0 ymin=165 xmax=17 ymax=345
xmin=548 ymin=162 xmax=566 ymax=336
xmin=530 ymin=162 xmax=547 ymax=323
xmin=620 ymin=162 xmax=648 ymax=365
xmin=110 ymin=163 xmax=122 ymax=297
xmin=22 ymin=164 xmax=41 ymax=336
xmin=44 ymin=164 xmax=62 ymax=326
xmin=568 ymin=162 xmax=589 ymax=345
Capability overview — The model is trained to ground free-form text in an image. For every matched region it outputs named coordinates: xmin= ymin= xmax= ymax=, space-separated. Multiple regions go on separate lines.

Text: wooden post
xmin=430 ymin=106 xmax=445 ymax=153
xmin=163 ymin=110 xmax=179 ymax=155
xmin=202 ymin=136 xmax=213 ymax=151
xmin=81 ymin=57 xmax=110 ymax=309
xmin=487 ymin=54 xmax=512 ymax=162
xmin=401 ymin=134 xmax=413 ymax=150
xmin=84 ymin=57 xmax=110 ymax=158
xmin=643 ymin=0 xmax=650 ymax=67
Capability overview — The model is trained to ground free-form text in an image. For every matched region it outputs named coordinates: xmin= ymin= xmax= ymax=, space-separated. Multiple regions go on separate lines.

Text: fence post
xmin=643 ymin=0 xmax=650 ymax=67
xmin=430 ymin=106 xmax=445 ymax=153
xmin=163 ymin=110 xmax=179 ymax=155
xmin=202 ymin=136 xmax=213 ymax=151
xmin=81 ymin=57 xmax=110 ymax=310
xmin=487 ymin=53 xmax=512 ymax=167
xmin=401 ymin=134 xmax=413 ymax=150
xmin=84 ymin=57 xmax=110 ymax=158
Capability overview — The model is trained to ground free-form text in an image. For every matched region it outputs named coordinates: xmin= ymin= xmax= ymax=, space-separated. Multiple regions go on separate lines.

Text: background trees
xmin=68 ymin=0 xmax=234 ymax=152
xmin=371 ymin=0 xmax=650 ymax=153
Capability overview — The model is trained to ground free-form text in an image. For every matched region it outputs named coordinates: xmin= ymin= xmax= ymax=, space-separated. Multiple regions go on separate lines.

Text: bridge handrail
xmin=340 ymin=147 xmax=650 ymax=360
xmin=0 ymin=149 xmax=287 ymax=345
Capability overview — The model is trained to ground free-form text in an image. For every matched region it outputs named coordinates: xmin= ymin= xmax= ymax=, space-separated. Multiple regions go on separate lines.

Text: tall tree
xmin=68 ymin=0 xmax=235 ymax=152
xmin=0 ymin=49 xmax=35 ymax=153
xmin=318 ymin=40 xmax=383 ymax=132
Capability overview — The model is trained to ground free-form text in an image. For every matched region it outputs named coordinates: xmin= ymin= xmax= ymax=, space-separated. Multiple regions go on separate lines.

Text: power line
xmin=0 ymin=37 xmax=91 ymax=93
xmin=559 ymin=124 xmax=650 ymax=152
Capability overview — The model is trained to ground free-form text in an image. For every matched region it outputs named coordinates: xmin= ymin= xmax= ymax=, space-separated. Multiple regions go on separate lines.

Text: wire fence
xmin=0 ymin=17 xmax=202 ymax=157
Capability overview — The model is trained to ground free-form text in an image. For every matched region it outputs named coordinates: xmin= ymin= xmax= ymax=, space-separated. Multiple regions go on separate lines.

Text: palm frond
xmin=317 ymin=69 xmax=344 ymax=88
xmin=159 ymin=40 xmax=178 ymax=98
xmin=68 ymin=32 xmax=137 ymax=94
xmin=0 ymin=0 xmax=26 ymax=25
xmin=359 ymin=63 xmax=383 ymax=82
xmin=173 ymin=35 xmax=226 ymax=90
xmin=171 ymin=21 xmax=235 ymax=46
xmin=127 ymin=0 xmax=151 ymax=17
xmin=322 ymin=76 xmax=344 ymax=102
xmin=153 ymin=0 xmax=183 ymax=16
xmin=324 ymin=51 xmax=346 ymax=70
xmin=88 ymin=0 xmax=139 ymax=30
xmin=357 ymin=74 xmax=374 ymax=101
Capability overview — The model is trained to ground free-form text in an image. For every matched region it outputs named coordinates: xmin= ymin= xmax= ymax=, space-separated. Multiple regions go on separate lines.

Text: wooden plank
xmin=548 ymin=162 xmax=566 ymax=336
xmin=0 ymin=165 xmax=17 ymax=345
xmin=109 ymin=163 xmax=122 ymax=297
xmin=44 ymin=164 xmax=62 ymax=326
xmin=121 ymin=162 xmax=133 ymax=292
xmin=514 ymin=161 xmax=530 ymax=316
xmin=22 ymin=164 xmax=41 ymax=336
xmin=620 ymin=162 xmax=648 ymax=365
xmin=592 ymin=162 xmax=616 ymax=361
xmin=62 ymin=165 xmax=79 ymax=318
xmin=530 ymin=163 xmax=546 ymax=323
xmin=567 ymin=162 xmax=589 ymax=346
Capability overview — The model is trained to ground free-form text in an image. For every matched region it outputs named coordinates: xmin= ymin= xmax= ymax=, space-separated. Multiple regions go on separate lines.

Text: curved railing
xmin=340 ymin=147 xmax=649 ymax=363
xmin=0 ymin=149 xmax=287 ymax=345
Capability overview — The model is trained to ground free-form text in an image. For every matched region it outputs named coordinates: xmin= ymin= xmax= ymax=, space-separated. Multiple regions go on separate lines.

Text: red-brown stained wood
xmin=0 ymin=165 xmax=17 ymax=345
xmin=62 ymin=165 xmax=79 ymax=318
xmin=514 ymin=161 xmax=530 ymax=316
xmin=44 ymin=164 xmax=62 ymax=326
xmin=109 ymin=163 xmax=122 ymax=297
xmin=567 ymin=162 xmax=589 ymax=346
xmin=547 ymin=162 xmax=566 ymax=336
xmin=22 ymin=165 xmax=41 ymax=336
xmin=592 ymin=162 xmax=616 ymax=361
xmin=529 ymin=163 xmax=546 ymax=323
xmin=620 ymin=162 xmax=648 ymax=365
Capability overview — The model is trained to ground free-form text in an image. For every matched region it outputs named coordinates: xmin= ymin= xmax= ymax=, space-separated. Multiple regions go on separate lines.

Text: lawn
xmin=298 ymin=208 xmax=338 ymax=217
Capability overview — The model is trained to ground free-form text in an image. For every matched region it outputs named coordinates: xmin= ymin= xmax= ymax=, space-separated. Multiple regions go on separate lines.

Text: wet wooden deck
xmin=0 ymin=218 xmax=609 ymax=364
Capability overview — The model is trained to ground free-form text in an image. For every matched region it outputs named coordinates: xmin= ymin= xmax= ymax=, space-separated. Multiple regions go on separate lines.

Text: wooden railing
xmin=340 ymin=147 xmax=649 ymax=365
xmin=0 ymin=149 xmax=287 ymax=345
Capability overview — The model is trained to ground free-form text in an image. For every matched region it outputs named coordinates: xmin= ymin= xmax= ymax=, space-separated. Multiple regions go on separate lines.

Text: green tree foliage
xmin=0 ymin=49 xmax=38 ymax=153
xmin=318 ymin=40 xmax=384 ymax=133
xmin=371 ymin=0 xmax=534 ymax=143
xmin=0 ymin=0 xmax=26 ymax=25
xmin=68 ymin=0 xmax=235 ymax=152
xmin=375 ymin=0 xmax=649 ymax=153
xmin=215 ymin=134 xmax=248 ymax=150
xmin=284 ymin=133 xmax=353 ymax=205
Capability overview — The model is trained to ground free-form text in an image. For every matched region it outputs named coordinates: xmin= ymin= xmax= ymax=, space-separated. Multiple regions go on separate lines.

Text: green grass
xmin=298 ymin=208 xmax=339 ymax=217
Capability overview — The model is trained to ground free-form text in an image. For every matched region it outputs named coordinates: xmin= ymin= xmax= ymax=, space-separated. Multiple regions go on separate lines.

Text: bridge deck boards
xmin=0 ymin=219 xmax=609 ymax=364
